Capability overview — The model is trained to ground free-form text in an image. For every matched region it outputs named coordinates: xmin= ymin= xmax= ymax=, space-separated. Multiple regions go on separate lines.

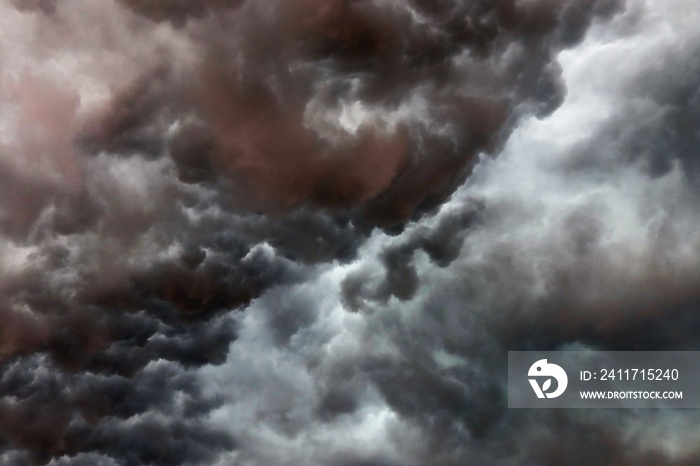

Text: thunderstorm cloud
xmin=1 ymin=0 xmax=700 ymax=465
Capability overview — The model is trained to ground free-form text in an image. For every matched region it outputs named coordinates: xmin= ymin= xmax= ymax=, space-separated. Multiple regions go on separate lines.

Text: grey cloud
xmin=118 ymin=0 xmax=245 ymax=25
xmin=11 ymin=1 xmax=700 ymax=466
xmin=188 ymin=3 xmax=700 ymax=465
xmin=74 ymin=0 xmax=624 ymax=227
xmin=1 ymin=354 xmax=236 ymax=465
xmin=316 ymin=5 xmax=700 ymax=465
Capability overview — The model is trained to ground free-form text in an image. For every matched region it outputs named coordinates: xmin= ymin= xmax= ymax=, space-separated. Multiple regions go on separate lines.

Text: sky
xmin=2 ymin=0 xmax=700 ymax=465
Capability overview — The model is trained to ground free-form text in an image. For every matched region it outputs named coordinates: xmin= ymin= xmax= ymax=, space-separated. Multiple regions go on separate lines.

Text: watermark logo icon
xmin=528 ymin=359 xmax=568 ymax=398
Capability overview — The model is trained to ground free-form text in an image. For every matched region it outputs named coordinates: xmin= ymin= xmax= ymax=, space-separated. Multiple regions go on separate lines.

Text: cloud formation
xmin=4 ymin=0 xmax=700 ymax=465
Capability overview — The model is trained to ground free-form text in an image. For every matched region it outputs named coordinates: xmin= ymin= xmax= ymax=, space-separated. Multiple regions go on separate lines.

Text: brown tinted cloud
xmin=16 ymin=1 xmax=700 ymax=466
xmin=83 ymin=0 xmax=622 ymax=224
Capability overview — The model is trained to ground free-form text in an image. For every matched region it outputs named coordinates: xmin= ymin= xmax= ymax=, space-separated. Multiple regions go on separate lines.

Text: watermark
xmin=528 ymin=359 xmax=568 ymax=399
xmin=508 ymin=351 xmax=700 ymax=408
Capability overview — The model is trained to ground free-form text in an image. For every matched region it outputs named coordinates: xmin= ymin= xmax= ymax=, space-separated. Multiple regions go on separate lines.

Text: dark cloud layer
xmin=83 ymin=0 xmax=623 ymax=225
xmin=5 ymin=0 xmax=700 ymax=465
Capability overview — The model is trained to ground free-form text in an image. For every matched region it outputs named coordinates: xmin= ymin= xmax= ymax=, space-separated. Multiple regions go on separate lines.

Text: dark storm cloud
xmin=0 ymin=156 xmax=367 ymax=463
xmin=0 ymin=355 xmax=236 ymax=465
xmin=288 ymin=4 xmax=700 ymax=464
xmin=341 ymin=197 xmax=484 ymax=310
xmin=14 ymin=1 xmax=700 ymax=466
xmin=80 ymin=0 xmax=623 ymax=226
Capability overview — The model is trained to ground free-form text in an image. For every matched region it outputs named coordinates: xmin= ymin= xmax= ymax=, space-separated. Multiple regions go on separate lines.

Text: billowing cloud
xmin=4 ymin=0 xmax=700 ymax=465
xmin=80 ymin=0 xmax=623 ymax=224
